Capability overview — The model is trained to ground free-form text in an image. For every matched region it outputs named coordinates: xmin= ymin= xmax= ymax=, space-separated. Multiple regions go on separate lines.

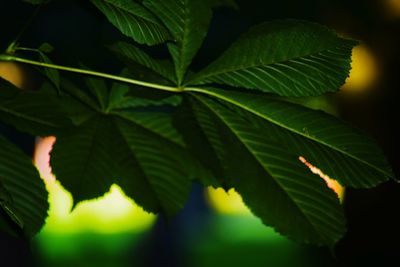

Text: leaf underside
xmin=0 ymin=78 xmax=71 ymax=136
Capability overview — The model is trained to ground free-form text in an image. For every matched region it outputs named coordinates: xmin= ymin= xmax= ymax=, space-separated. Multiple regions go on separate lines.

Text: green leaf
xmin=189 ymin=20 xmax=357 ymax=97
xmin=50 ymin=109 xmax=209 ymax=216
xmin=173 ymin=97 xmax=226 ymax=187
xmin=90 ymin=0 xmax=171 ymax=45
xmin=0 ymin=182 xmax=24 ymax=229
xmin=108 ymin=85 xmax=182 ymax=110
xmin=0 ymin=78 xmax=72 ymax=136
xmin=112 ymin=109 xmax=184 ymax=146
xmin=60 ymin=79 xmax=100 ymax=113
xmin=189 ymin=87 xmax=394 ymax=187
xmin=191 ymin=95 xmax=346 ymax=246
xmin=0 ymin=134 xmax=48 ymax=237
xmin=84 ymin=76 xmax=109 ymax=111
xmin=144 ymin=0 xmax=212 ymax=84
xmin=115 ymin=110 xmax=219 ymax=208
xmin=50 ymin=116 xmax=117 ymax=205
xmin=38 ymin=43 xmax=54 ymax=53
xmin=109 ymin=42 xmax=176 ymax=83
xmin=113 ymin=117 xmax=193 ymax=216
xmin=108 ymin=69 xmax=180 ymax=106
xmin=0 ymin=204 xmax=23 ymax=237
xmin=38 ymin=51 xmax=60 ymax=91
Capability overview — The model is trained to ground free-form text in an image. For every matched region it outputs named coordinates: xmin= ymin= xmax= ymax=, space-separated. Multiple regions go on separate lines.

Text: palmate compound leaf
xmin=187 ymin=87 xmax=395 ymax=188
xmin=113 ymin=115 xmax=204 ymax=215
xmin=84 ymin=75 xmax=109 ymax=111
xmin=0 ymin=134 xmax=48 ymax=237
xmin=90 ymin=0 xmax=171 ymax=45
xmin=188 ymin=20 xmax=357 ymax=97
xmin=143 ymin=0 xmax=213 ymax=85
xmin=0 ymin=78 xmax=71 ymax=136
xmin=51 ymin=81 xmax=214 ymax=215
xmin=50 ymin=115 xmax=116 ymax=205
xmin=50 ymin=113 xmax=211 ymax=215
xmin=107 ymin=76 xmax=182 ymax=111
xmin=188 ymin=94 xmax=346 ymax=246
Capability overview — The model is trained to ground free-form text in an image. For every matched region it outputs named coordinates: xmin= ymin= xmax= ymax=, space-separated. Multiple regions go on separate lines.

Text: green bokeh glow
xmin=33 ymin=137 xmax=305 ymax=267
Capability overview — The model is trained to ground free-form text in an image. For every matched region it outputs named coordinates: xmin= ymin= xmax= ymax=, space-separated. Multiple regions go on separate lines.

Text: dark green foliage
xmin=90 ymin=0 xmax=172 ymax=45
xmin=0 ymin=78 xmax=71 ymax=136
xmin=0 ymin=0 xmax=395 ymax=245
xmin=0 ymin=133 xmax=48 ymax=237
xmin=189 ymin=20 xmax=357 ymax=96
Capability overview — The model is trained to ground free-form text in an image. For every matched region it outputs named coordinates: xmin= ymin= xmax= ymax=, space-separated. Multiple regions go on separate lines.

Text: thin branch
xmin=0 ymin=54 xmax=183 ymax=93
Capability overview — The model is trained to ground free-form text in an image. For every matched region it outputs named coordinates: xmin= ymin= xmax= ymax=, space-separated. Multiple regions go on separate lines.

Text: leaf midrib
xmin=176 ymin=0 xmax=191 ymax=85
xmin=102 ymin=0 xmax=159 ymax=25
xmin=111 ymin=111 xmax=180 ymax=145
xmin=79 ymin=118 xmax=105 ymax=194
xmin=113 ymin=118 xmax=162 ymax=213
xmin=193 ymin=95 xmax=330 ymax=244
xmin=187 ymin=44 xmax=349 ymax=85
xmin=187 ymin=87 xmax=392 ymax=178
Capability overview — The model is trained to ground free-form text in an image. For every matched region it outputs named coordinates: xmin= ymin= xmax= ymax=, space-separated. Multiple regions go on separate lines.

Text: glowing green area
xmin=32 ymin=138 xmax=296 ymax=267
xmin=187 ymin=214 xmax=303 ymax=267
xmin=40 ymin=182 xmax=155 ymax=234
xmin=34 ymin=183 xmax=156 ymax=266
xmin=33 ymin=137 xmax=155 ymax=234
xmin=33 ymin=232 xmax=144 ymax=267
xmin=205 ymin=187 xmax=290 ymax=242
xmin=209 ymin=215 xmax=290 ymax=242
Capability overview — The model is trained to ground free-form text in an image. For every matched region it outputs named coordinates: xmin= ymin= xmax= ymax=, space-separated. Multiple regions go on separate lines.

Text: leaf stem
xmin=0 ymin=54 xmax=182 ymax=93
xmin=14 ymin=47 xmax=40 ymax=53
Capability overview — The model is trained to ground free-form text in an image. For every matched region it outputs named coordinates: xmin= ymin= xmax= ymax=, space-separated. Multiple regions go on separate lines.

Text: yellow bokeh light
xmin=33 ymin=137 xmax=156 ymax=234
xmin=206 ymin=187 xmax=251 ymax=216
xmin=384 ymin=0 xmax=400 ymax=17
xmin=0 ymin=62 xmax=26 ymax=89
xmin=342 ymin=45 xmax=378 ymax=93
xmin=207 ymin=156 xmax=345 ymax=216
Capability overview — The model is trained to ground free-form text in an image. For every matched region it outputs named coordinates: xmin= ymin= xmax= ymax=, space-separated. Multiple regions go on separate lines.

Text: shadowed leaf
xmin=188 ymin=87 xmax=394 ymax=187
xmin=144 ymin=0 xmax=212 ymax=84
xmin=190 ymin=94 xmax=346 ymax=246
xmin=0 ymin=134 xmax=48 ymax=237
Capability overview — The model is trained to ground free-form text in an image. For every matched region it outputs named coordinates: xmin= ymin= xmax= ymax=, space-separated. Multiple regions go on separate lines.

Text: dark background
xmin=0 ymin=0 xmax=399 ymax=266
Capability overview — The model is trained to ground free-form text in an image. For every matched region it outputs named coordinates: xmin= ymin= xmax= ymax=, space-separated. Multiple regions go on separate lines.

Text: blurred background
xmin=0 ymin=0 xmax=399 ymax=266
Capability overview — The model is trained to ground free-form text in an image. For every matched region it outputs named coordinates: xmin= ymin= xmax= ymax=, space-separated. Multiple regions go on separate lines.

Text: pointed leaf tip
xmin=189 ymin=20 xmax=357 ymax=97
